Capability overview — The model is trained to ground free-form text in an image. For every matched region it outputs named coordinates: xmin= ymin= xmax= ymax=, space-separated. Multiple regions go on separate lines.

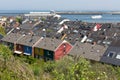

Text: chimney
xmin=93 ymin=41 xmax=96 ymax=45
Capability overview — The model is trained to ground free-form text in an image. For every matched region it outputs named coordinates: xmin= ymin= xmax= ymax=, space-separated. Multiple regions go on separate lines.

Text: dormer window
xmin=116 ymin=55 xmax=120 ymax=59
xmin=107 ymin=51 xmax=116 ymax=58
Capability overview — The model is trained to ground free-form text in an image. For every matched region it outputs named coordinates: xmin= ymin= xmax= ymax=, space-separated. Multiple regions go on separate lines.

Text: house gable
xmin=54 ymin=40 xmax=73 ymax=60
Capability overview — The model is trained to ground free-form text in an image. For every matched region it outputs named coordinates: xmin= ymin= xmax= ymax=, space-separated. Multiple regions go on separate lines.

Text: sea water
xmin=0 ymin=10 xmax=120 ymax=23
xmin=61 ymin=14 xmax=120 ymax=23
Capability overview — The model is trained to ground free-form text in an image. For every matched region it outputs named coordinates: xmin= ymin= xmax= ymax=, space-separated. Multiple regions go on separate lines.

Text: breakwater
xmin=56 ymin=11 xmax=120 ymax=15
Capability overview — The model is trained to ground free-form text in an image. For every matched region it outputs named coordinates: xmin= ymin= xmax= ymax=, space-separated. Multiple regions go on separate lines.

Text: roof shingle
xmin=69 ymin=42 xmax=108 ymax=61
xmin=1 ymin=33 xmax=22 ymax=43
xmin=17 ymin=35 xmax=41 ymax=46
xmin=35 ymin=37 xmax=63 ymax=51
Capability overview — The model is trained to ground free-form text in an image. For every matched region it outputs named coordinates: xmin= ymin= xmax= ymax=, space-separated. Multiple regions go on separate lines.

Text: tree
xmin=0 ymin=26 xmax=5 ymax=35
xmin=16 ymin=17 xmax=22 ymax=24
xmin=51 ymin=56 xmax=93 ymax=80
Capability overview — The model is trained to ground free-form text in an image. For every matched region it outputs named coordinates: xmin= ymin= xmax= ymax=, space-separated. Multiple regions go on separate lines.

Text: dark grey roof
xmin=69 ymin=42 xmax=108 ymax=61
xmin=35 ymin=37 xmax=63 ymax=51
xmin=20 ymin=21 xmax=36 ymax=30
xmin=89 ymin=26 xmax=120 ymax=45
xmin=110 ymin=40 xmax=120 ymax=47
xmin=1 ymin=33 xmax=22 ymax=43
xmin=100 ymin=46 xmax=120 ymax=66
xmin=17 ymin=35 xmax=41 ymax=46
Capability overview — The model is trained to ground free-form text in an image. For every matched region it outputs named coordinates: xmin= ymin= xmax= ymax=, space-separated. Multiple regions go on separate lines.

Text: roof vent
xmin=83 ymin=52 xmax=85 ymax=54
xmin=97 ymin=50 xmax=100 ymax=53
xmin=29 ymin=39 xmax=33 ymax=42
xmin=55 ymin=46 xmax=57 ymax=49
xmin=22 ymin=34 xmax=26 ymax=37
xmin=44 ymin=43 xmax=46 ymax=46
xmin=51 ymin=39 xmax=55 ymax=46
xmin=114 ymin=33 xmax=117 ymax=37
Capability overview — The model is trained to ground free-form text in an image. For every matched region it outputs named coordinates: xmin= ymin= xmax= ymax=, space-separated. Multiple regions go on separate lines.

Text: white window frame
xmin=116 ymin=52 xmax=120 ymax=59
xmin=107 ymin=51 xmax=116 ymax=58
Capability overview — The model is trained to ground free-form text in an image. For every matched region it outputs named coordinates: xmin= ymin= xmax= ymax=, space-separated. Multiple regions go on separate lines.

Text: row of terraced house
xmin=1 ymin=33 xmax=72 ymax=61
xmin=1 ymin=32 xmax=120 ymax=66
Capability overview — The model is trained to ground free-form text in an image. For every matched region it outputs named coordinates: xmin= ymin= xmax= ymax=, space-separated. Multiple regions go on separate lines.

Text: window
xmin=116 ymin=54 xmax=120 ymax=59
xmin=63 ymin=44 xmax=66 ymax=48
xmin=63 ymin=44 xmax=66 ymax=54
xmin=19 ymin=45 xmax=21 ymax=49
xmin=38 ymin=49 xmax=40 ymax=53
xmin=47 ymin=51 xmax=51 ymax=56
xmin=27 ymin=47 xmax=29 ymax=51
xmin=116 ymin=53 xmax=120 ymax=59
xmin=107 ymin=51 xmax=116 ymax=58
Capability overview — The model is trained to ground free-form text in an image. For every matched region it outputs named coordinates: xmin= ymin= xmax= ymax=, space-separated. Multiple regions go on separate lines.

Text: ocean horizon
xmin=0 ymin=10 xmax=120 ymax=23
xmin=0 ymin=10 xmax=120 ymax=13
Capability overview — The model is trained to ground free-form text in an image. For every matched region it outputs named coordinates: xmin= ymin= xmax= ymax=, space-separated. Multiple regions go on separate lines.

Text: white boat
xmin=91 ymin=15 xmax=102 ymax=19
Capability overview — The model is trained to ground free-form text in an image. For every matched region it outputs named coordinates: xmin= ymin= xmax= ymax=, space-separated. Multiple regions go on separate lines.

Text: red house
xmin=54 ymin=40 xmax=72 ymax=60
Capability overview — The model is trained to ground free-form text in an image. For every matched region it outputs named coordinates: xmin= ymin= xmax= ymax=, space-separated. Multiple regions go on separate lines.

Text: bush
xmin=0 ymin=45 xmax=35 ymax=80
xmin=0 ymin=26 xmax=5 ymax=36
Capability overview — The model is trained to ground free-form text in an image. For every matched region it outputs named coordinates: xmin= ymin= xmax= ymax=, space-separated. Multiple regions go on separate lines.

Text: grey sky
xmin=0 ymin=0 xmax=119 ymax=11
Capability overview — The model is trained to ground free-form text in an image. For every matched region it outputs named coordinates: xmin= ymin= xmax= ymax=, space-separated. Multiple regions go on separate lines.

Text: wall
xmin=44 ymin=49 xmax=54 ymax=61
xmin=23 ymin=45 xmax=32 ymax=55
xmin=54 ymin=43 xmax=72 ymax=60
xmin=34 ymin=47 xmax=44 ymax=59
xmin=16 ymin=44 xmax=23 ymax=52
xmin=7 ymin=42 xmax=14 ymax=50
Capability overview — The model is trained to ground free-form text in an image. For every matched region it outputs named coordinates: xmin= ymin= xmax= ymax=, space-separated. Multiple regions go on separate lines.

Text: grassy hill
xmin=0 ymin=45 xmax=35 ymax=80
xmin=0 ymin=44 xmax=120 ymax=80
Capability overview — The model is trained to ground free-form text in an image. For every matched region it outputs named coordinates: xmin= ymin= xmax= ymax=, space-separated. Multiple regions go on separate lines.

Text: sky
xmin=0 ymin=0 xmax=119 ymax=11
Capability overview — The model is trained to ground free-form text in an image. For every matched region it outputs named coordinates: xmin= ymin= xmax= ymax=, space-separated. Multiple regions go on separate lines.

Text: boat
xmin=91 ymin=15 xmax=102 ymax=19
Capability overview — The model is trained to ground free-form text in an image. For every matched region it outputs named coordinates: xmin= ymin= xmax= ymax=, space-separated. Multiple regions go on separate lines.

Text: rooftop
xmin=100 ymin=45 xmax=120 ymax=66
xmin=35 ymin=37 xmax=63 ymax=51
xmin=17 ymin=34 xmax=41 ymax=46
xmin=1 ymin=33 xmax=22 ymax=43
xmin=69 ymin=42 xmax=108 ymax=61
xmin=20 ymin=21 xmax=37 ymax=30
